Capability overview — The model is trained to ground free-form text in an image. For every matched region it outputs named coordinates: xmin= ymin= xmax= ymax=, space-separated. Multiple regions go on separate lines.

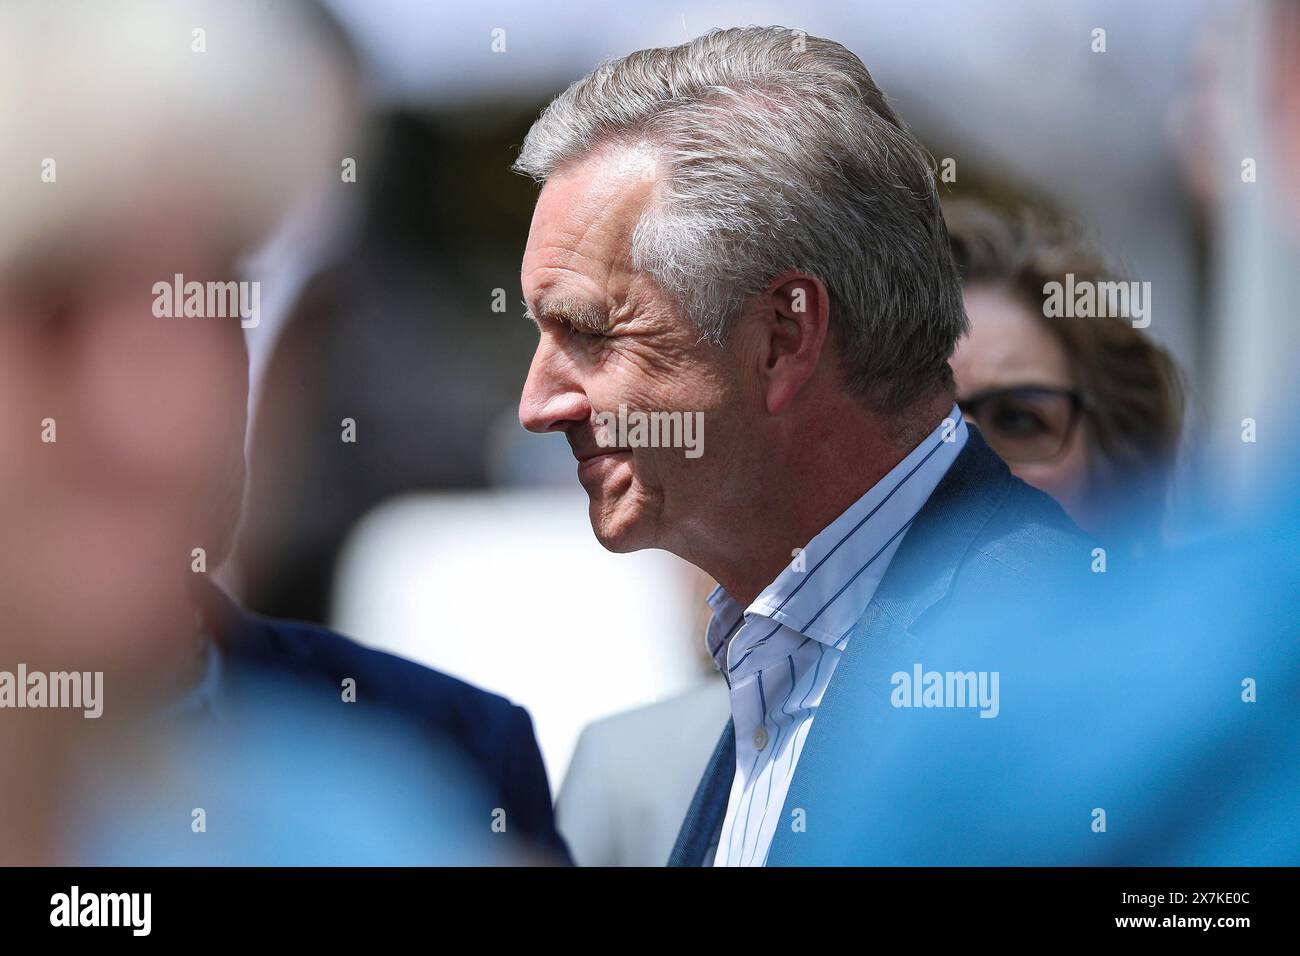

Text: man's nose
xmin=518 ymin=338 xmax=590 ymax=434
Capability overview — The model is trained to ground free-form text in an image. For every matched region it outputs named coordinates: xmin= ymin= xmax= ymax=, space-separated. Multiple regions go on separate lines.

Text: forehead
xmin=954 ymin=284 xmax=1074 ymax=390
xmin=521 ymin=146 xmax=659 ymax=308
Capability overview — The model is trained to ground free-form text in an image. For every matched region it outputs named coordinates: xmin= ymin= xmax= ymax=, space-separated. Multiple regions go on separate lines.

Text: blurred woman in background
xmin=946 ymin=202 xmax=1185 ymax=552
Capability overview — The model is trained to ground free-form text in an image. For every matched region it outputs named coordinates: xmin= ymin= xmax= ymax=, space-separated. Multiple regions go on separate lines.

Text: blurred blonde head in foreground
xmin=0 ymin=0 xmax=355 ymax=862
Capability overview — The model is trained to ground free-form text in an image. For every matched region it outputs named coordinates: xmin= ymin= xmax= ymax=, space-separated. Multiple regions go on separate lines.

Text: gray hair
xmin=514 ymin=25 xmax=967 ymax=411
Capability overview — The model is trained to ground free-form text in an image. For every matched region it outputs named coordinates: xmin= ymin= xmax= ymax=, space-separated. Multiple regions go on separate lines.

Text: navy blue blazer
xmin=195 ymin=582 xmax=573 ymax=865
xmin=669 ymin=427 xmax=1094 ymax=866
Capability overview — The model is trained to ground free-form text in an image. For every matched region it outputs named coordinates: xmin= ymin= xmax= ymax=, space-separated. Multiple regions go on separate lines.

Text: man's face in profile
xmin=518 ymin=147 xmax=747 ymax=554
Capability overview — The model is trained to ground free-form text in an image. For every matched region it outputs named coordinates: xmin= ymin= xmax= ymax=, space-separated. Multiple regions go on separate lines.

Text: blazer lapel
xmin=667 ymin=718 xmax=735 ymax=866
xmin=766 ymin=428 xmax=1012 ymax=865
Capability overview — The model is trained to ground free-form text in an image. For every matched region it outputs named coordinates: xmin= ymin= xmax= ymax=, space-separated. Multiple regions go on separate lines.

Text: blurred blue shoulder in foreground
xmin=48 ymin=571 xmax=570 ymax=864
xmin=63 ymin=669 xmax=525 ymax=865
xmin=784 ymin=479 xmax=1299 ymax=865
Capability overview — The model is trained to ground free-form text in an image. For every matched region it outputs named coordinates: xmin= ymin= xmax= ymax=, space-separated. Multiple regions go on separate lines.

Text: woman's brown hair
xmin=944 ymin=201 xmax=1185 ymax=541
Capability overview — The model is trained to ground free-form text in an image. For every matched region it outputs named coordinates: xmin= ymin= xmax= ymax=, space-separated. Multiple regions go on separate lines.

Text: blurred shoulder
xmin=218 ymin=601 xmax=526 ymax=736
xmin=973 ymin=475 xmax=1097 ymax=576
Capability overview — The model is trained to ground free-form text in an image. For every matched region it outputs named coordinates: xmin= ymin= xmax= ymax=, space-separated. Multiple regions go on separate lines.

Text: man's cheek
xmin=628 ymin=445 xmax=671 ymax=489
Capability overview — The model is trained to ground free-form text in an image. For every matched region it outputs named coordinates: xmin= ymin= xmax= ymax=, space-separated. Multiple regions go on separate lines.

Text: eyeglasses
xmin=956 ymin=386 xmax=1084 ymax=464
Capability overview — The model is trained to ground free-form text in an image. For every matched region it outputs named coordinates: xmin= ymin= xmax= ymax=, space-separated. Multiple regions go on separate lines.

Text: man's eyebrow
xmin=525 ymin=296 xmax=612 ymax=334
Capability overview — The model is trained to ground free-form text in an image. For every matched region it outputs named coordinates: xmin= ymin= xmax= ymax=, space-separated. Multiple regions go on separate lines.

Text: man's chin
xmin=587 ymin=500 xmax=651 ymax=554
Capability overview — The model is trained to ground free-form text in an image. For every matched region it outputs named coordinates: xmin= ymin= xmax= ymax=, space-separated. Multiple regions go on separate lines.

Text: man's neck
xmin=693 ymin=389 xmax=954 ymax=607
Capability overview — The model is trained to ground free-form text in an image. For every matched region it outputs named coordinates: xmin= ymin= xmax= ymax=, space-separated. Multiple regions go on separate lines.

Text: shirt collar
xmin=704 ymin=585 xmax=745 ymax=672
xmin=705 ymin=404 xmax=968 ymax=671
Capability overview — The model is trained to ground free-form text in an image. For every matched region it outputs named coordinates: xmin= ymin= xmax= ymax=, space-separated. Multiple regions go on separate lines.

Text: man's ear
xmin=757 ymin=272 xmax=831 ymax=415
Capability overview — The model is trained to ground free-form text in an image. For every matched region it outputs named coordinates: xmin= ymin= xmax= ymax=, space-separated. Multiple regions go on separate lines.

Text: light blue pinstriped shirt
xmin=707 ymin=405 xmax=968 ymax=866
